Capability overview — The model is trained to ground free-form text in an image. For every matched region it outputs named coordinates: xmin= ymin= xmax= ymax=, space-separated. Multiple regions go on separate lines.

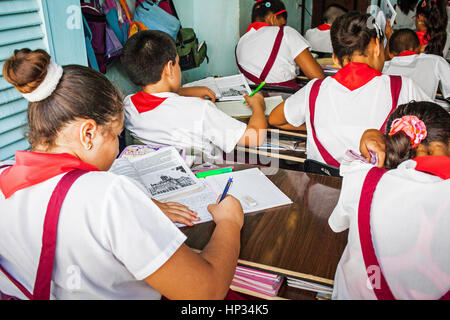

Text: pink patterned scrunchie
xmin=389 ymin=115 xmax=428 ymax=148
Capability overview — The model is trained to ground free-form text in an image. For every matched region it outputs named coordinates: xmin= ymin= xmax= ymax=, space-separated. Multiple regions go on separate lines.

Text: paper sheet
xmin=215 ymin=95 xmax=283 ymax=118
xmin=205 ymin=168 xmax=292 ymax=214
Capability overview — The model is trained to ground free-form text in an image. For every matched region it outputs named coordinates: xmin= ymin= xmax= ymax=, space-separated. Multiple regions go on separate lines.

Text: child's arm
xmin=178 ymin=86 xmax=216 ymax=103
xmin=152 ymin=199 xmax=200 ymax=227
xmin=359 ymin=129 xmax=386 ymax=168
xmin=144 ymin=195 xmax=243 ymax=299
xmin=237 ymin=93 xmax=268 ymax=147
xmin=294 ymin=50 xmax=325 ymax=79
xmin=268 ymin=101 xmax=306 ymax=131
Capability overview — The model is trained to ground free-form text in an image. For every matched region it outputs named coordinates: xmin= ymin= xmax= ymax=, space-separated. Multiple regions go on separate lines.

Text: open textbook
xmin=110 ymin=147 xmax=292 ymax=227
xmin=109 ymin=146 xmax=203 ymax=201
xmin=215 ymin=95 xmax=283 ymax=118
xmin=183 ymin=74 xmax=252 ymax=101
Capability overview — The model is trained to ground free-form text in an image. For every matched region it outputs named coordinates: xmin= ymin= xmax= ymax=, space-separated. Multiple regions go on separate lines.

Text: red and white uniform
xmin=305 ymin=23 xmax=333 ymax=53
xmin=0 ymin=152 xmax=186 ymax=299
xmin=383 ymin=52 xmax=450 ymax=99
xmin=124 ymin=91 xmax=247 ymax=156
xmin=236 ymin=22 xmax=310 ymax=86
xmin=329 ymin=156 xmax=450 ymax=300
xmin=283 ymin=62 xmax=431 ymax=166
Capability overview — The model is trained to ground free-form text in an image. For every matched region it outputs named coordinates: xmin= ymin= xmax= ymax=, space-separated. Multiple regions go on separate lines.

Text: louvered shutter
xmin=0 ymin=0 xmax=48 ymax=160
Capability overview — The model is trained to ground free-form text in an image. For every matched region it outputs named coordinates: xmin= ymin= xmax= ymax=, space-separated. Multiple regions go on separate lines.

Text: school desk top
xmin=181 ymin=164 xmax=347 ymax=300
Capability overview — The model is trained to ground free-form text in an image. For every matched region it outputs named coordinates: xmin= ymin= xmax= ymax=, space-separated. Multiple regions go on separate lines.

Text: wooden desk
xmin=181 ymin=164 xmax=348 ymax=300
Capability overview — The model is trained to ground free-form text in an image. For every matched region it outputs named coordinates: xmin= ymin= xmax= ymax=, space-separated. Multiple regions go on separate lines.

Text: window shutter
xmin=0 ymin=0 xmax=48 ymax=160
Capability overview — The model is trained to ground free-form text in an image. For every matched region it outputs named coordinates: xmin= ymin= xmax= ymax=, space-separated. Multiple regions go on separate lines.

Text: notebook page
xmin=215 ymin=95 xmax=283 ymax=118
xmin=204 ymin=168 xmax=292 ymax=213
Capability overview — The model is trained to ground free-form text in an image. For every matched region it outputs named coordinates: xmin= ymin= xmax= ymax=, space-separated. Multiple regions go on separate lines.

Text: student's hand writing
xmin=207 ymin=195 xmax=244 ymax=229
xmin=153 ymin=199 xmax=200 ymax=226
xmin=359 ymin=129 xmax=386 ymax=168
xmin=243 ymin=93 xmax=266 ymax=112
xmin=178 ymin=86 xmax=216 ymax=103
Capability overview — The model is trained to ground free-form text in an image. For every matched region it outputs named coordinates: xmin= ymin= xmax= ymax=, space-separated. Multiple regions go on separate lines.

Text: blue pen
xmin=218 ymin=177 xmax=233 ymax=203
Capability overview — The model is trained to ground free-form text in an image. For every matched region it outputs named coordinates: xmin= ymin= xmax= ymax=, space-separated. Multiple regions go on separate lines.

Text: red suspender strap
xmin=380 ymin=76 xmax=402 ymax=134
xmin=32 ymin=169 xmax=88 ymax=300
xmin=357 ymin=167 xmax=394 ymax=300
xmin=0 ymin=169 xmax=88 ymax=300
xmin=236 ymin=26 xmax=298 ymax=88
xmin=357 ymin=167 xmax=450 ymax=300
xmin=259 ymin=25 xmax=284 ymax=81
xmin=308 ymin=79 xmax=341 ymax=168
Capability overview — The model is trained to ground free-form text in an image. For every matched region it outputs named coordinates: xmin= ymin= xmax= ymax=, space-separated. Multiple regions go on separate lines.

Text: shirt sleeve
xmin=436 ymin=57 xmax=450 ymax=98
xmin=284 ymin=26 xmax=310 ymax=60
xmin=101 ymin=175 xmax=187 ymax=280
xmin=201 ymin=100 xmax=247 ymax=153
xmin=283 ymin=80 xmax=314 ymax=127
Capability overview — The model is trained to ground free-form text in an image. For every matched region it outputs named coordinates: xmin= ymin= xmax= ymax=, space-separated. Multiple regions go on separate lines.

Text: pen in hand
xmin=243 ymin=81 xmax=266 ymax=104
xmin=218 ymin=177 xmax=233 ymax=203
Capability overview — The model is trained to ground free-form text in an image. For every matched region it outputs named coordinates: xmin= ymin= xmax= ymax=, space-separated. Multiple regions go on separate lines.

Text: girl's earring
xmin=87 ymin=142 xmax=93 ymax=150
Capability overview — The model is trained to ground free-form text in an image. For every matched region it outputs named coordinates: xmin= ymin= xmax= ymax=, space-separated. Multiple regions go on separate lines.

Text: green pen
xmin=195 ymin=167 xmax=233 ymax=178
xmin=243 ymin=81 xmax=266 ymax=104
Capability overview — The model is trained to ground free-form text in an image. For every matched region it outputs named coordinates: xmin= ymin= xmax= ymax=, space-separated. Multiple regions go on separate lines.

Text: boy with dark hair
xmin=384 ymin=28 xmax=450 ymax=100
xmin=122 ymin=30 xmax=267 ymax=158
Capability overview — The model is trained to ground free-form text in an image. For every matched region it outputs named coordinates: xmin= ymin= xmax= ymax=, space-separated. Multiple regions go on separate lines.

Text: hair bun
xmin=2 ymin=48 xmax=51 ymax=94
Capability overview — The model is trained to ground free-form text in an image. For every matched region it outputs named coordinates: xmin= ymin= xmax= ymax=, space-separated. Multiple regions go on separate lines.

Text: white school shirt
xmin=0 ymin=168 xmax=186 ymax=300
xmin=124 ymin=92 xmax=247 ymax=156
xmin=383 ymin=53 xmax=450 ymax=99
xmin=284 ymin=73 xmax=431 ymax=164
xmin=236 ymin=25 xmax=310 ymax=84
xmin=305 ymin=26 xmax=332 ymax=53
xmin=328 ymin=159 xmax=450 ymax=300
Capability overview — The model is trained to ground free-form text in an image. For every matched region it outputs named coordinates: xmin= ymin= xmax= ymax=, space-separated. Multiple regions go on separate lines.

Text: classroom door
xmin=311 ymin=0 xmax=371 ymax=28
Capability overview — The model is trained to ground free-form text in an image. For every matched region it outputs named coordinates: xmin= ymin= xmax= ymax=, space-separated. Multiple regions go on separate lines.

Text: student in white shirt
xmin=0 ymin=48 xmax=244 ymax=300
xmin=236 ymin=0 xmax=324 ymax=88
xmin=305 ymin=4 xmax=347 ymax=54
xmin=122 ymin=30 xmax=267 ymax=158
xmin=329 ymin=101 xmax=450 ymax=300
xmin=393 ymin=0 xmax=418 ymax=30
xmin=269 ymin=11 xmax=430 ymax=167
xmin=384 ymin=28 xmax=450 ymax=99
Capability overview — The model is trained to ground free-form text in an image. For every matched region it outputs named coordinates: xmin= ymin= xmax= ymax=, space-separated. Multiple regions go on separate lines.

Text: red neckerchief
xmin=413 ymin=156 xmax=450 ymax=180
xmin=0 ymin=151 xmax=98 ymax=199
xmin=416 ymin=30 xmax=429 ymax=46
xmin=332 ymin=62 xmax=382 ymax=91
xmin=397 ymin=50 xmax=419 ymax=57
xmin=131 ymin=91 xmax=168 ymax=114
xmin=317 ymin=23 xmax=331 ymax=31
xmin=246 ymin=22 xmax=270 ymax=33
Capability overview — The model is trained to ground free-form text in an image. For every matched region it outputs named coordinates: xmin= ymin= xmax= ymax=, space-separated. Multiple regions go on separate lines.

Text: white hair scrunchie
xmin=21 ymin=61 xmax=63 ymax=102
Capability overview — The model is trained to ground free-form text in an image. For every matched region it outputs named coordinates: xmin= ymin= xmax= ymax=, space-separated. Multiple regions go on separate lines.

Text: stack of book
xmin=230 ymin=266 xmax=284 ymax=299
xmin=286 ymin=276 xmax=333 ymax=299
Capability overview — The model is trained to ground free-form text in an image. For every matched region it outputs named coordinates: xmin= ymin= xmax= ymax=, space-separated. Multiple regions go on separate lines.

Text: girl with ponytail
xmin=330 ymin=100 xmax=450 ymax=299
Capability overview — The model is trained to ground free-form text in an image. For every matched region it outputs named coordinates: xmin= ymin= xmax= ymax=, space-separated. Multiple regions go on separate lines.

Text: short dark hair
xmin=122 ymin=30 xmax=177 ymax=86
xmin=330 ymin=11 xmax=382 ymax=66
xmin=384 ymin=101 xmax=450 ymax=169
xmin=251 ymin=0 xmax=287 ymax=22
xmin=389 ymin=29 xmax=421 ymax=55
